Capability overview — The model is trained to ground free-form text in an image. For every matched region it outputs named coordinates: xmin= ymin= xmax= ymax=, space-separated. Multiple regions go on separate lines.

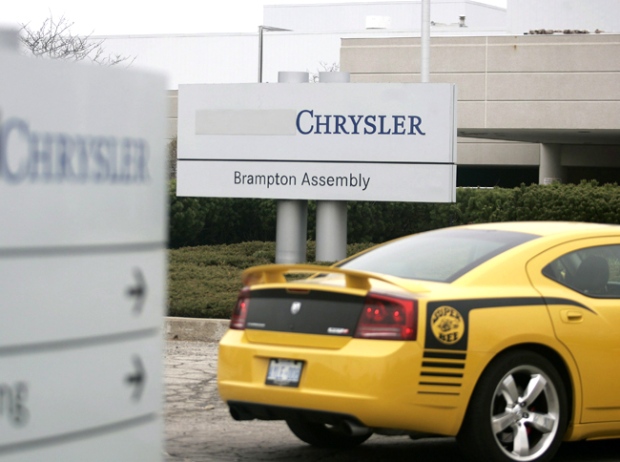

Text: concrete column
xmin=315 ymin=71 xmax=350 ymax=262
xmin=276 ymin=200 xmax=308 ymax=263
xmin=275 ymin=71 xmax=309 ymax=264
xmin=539 ymin=144 xmax=565 ymax=184
xmin=316 ymin=201 xmax=347 ymax=262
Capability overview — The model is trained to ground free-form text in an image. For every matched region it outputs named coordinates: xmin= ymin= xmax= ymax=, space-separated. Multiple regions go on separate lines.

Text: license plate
xmin=266 ymin=359 xmax=303 ymax=387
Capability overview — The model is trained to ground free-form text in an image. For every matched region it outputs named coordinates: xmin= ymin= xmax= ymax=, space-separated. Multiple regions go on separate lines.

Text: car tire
xmin=457 ymin=350 xmax=568 ymax=462
xmin=285 ymin=417 xmax=372 ymax=449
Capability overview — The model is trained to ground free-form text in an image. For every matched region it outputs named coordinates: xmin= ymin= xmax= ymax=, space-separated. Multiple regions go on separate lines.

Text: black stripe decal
xmin=436 ymin=297 xmax=590 ymax=311
xmin=425 ymin=296 xmax=594 ymax=351
xmin=419 ymin=382 xmax=461 ymax=387
xmin=423 ymin=351 xmax=467 ymax=360
xmin=421 ymin=371 xmax=464 ymax=378
xmin=544 ymin=297 xmax=594 ymax=313
xmin=422 ymin=361 xmax=465 ymax=369
xmin=418 ymin=391 xmax=460 ymax=396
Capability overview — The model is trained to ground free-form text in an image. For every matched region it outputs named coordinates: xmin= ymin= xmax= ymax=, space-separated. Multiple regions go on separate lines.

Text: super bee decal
xmin=424 ymin=297 xmax=590 ymax=352
xmin=430 ymin=306 xmax=465 ymax=345
xmin=426 ymin=301 xmax=469 ymax=351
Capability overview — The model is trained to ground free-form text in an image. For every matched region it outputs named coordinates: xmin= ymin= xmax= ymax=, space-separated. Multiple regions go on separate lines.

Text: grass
xmin=167 ymin=241 xmax=375 ymax=319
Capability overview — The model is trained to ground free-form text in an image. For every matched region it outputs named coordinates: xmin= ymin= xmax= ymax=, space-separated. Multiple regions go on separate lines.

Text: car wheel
xmin=285 ymin=417 xmax=372 ymax=449
xmin=457 ymin=350 xmax=568 ymax=462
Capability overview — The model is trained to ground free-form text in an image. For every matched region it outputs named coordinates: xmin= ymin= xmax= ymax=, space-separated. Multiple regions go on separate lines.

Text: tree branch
xmin=20 ymin=15 xmax=135 ymax=66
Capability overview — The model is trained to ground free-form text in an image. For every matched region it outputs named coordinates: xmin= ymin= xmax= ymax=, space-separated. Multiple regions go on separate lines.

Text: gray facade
xmin=341 ymin=33 xmax=620 ymax=186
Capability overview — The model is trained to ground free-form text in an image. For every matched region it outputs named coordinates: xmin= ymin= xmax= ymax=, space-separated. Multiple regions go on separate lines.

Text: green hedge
xmin=168 ymin=241 xmax=275 ymax=319
xmin=167 ymin=241 xmax=375 ymax=319
xmin=167 ymin=180 xmax=620 ymax=319
xmin=169 ymin=180 xmax=620 ymax=248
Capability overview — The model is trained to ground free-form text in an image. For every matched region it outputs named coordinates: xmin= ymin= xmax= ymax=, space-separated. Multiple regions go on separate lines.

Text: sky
xmin=1 ymin=0 xmax=507 ymax=36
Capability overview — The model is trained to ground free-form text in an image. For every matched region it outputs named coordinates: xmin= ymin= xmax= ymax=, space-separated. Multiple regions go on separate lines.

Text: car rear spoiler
xmin=242 ymin=264 xmax=429 ymax=294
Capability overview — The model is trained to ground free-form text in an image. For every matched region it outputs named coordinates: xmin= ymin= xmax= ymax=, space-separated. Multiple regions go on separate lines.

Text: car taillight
xmin=355 ymin=293 xmax=417 ymax=340
xmin=230 ymin=288 xmax=249 ymax=330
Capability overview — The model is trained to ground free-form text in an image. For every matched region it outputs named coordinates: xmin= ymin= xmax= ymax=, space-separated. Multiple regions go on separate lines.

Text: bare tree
xmin=309 ymin=61 xmax=340 ymax=83
xmin=20 ymin=15 xmax=134 ymax=66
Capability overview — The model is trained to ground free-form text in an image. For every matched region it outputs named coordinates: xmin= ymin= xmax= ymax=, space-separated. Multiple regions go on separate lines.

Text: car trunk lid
xmin=239 ymin=264 xmax=428 ymax=347
xmin=244 ymin=287 xmax=364 ymax=345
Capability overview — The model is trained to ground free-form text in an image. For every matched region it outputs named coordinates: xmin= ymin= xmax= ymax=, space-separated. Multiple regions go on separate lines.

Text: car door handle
xmin=560 ymin=310 xmax=583 ymax=323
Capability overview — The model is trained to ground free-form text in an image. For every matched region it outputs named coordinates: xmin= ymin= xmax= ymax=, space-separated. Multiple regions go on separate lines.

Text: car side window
xmin=543 ymin=245 xmax=620 ymax=298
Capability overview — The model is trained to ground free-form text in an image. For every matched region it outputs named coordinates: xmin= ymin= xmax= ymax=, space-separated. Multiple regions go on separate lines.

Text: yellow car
xmin=217 ymin=221 xmax=620 ymax=462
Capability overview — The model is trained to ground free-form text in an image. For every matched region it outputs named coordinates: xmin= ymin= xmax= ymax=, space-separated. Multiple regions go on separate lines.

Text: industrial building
xmin=99 ymin=0 xmax=620 ymax=187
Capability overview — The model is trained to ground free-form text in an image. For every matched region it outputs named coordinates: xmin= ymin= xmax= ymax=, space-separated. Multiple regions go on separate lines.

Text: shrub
xmin=514 ymin=181 xmax=620 ymax=223
xmin=167 ymin=241 xmax=374 ymax=319
xmin=169 ymin=181 xmax=620 ymax=248
xmin=168 ymin=180 xmax=206 ymax=248
xmin=167 ymin=181 xmax=620 ymax=318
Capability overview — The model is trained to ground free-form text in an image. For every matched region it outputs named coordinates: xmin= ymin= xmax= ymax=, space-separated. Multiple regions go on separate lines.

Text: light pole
xmin=258 ymin=25 xmax=290 ymax=83
xmin=420 ymin=0 xmax=430 ymax=83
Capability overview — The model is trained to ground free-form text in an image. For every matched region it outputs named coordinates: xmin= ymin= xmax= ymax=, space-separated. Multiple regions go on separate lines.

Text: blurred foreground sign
xmin=0 ymin=47 xmax=167 ymax=461
xmin=177 ymin=83 xmax=457 ymax=202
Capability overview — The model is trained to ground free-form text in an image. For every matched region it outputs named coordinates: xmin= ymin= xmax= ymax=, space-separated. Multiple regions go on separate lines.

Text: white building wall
xmin=264 ymin=0 xmax=506 ymax=33
xmin=93 ymin=1 xmax=620 ymax=91
xmin=98 ymin=32 xmax=351 ymax=87
xmin=94 ymin=1 xmax=507 ymax=89
xmin=98 ymin=33 xmax=257 ymax=87
xmin=92 ymin=0 xmax=620 ymax=144
xmin=507 ymin=0 xmax=620 ymax=34
xmin=262 ymin=32 xmax=344 ymax=82
xmin=463 ymin=1 xmax=507 ymax=29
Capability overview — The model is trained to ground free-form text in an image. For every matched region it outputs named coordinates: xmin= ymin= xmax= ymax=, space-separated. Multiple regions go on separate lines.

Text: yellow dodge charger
xmin=217 ymin=221 xmax=620 ymax=462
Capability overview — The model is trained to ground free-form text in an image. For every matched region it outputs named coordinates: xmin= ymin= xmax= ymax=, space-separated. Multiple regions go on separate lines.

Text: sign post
xmin=274 ymin=71 xmax=309 ymax=264
xmin=0 ymin=33 xmax=167 ymax=461
xmin=315 ymin=71 xmax=351 ymax=262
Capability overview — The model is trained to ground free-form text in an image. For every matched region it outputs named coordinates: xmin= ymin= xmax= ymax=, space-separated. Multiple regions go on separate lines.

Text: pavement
xmin=161 ymin=324 xmax=465 ymax=462
xmin=162 ymin=318 xmax=315 ymax=462
xmin=165 ymin=317 xmax=230 ymax=343
xmin=162 ymin=317 xmax=620 ymax=462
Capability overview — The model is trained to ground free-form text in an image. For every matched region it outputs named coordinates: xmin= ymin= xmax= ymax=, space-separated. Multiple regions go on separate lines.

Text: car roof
xmin=456 ymin=221 xmax=619 ymax=237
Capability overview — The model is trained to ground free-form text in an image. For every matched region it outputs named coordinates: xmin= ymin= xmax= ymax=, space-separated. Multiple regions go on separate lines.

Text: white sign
xmin=177 ymin=83 xmax=457 ymax=202
xmin=0 ymin=339 xmax=160 ymax=447
xmin=179 ymin=160 xmax=454 ymax=202
xmin=0 ymin=48 xmax=167 ymax=461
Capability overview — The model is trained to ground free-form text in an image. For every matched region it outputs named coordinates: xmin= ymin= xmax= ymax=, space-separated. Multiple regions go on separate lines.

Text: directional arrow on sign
xmin=126 ymin=268 xmax=147 ymax=315
xmin=125 ymin=355 xmax=146 ymax=401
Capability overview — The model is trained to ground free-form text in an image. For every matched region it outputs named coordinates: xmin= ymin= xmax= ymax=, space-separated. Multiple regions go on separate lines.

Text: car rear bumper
xmin=217 ymin=329 xmax=466 ymax=435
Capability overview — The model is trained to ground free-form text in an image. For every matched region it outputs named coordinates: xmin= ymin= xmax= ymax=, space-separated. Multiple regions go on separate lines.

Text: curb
xmin=165 ymin=317 xmax=230 ymax=343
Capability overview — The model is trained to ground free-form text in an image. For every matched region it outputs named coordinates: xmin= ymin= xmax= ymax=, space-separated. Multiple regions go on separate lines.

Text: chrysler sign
xmin=0 ymin=116 xmax=150 ymax=185
xmin=177 ymin=83 xmax=456 ymax=202
xmin=1 ymin=46 xmax=167 ymax=460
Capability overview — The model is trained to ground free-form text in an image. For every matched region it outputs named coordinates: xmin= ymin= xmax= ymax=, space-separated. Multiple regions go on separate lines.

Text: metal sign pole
xmin=275 ymin=71 xmax=309 ymax=263
xmin=258 ymin=26 xmax=265 ymax=83
xmin=315 ymin=71 xmax=350 ymax=262
xmin=421 ymin=0 xmax=431 ymax=83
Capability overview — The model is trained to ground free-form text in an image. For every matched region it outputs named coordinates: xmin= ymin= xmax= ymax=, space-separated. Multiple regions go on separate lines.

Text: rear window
xmin=340 ymin=228 xmax=538 ymax=282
